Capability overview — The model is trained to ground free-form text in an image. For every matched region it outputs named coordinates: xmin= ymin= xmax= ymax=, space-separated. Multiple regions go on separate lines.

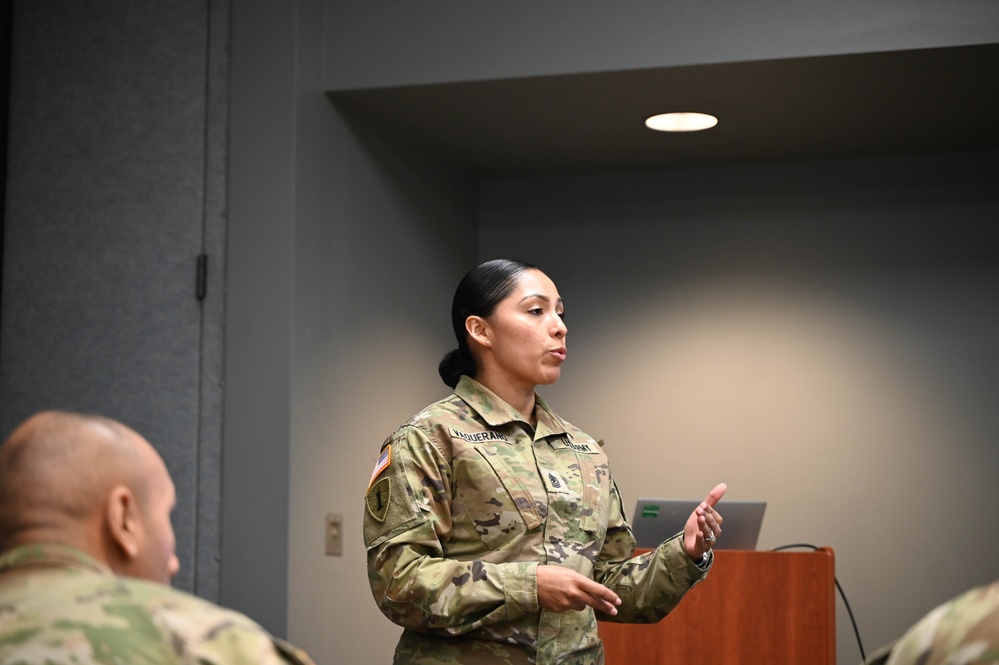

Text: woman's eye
xmin=527 ymin=307 xmax=543 ymax=315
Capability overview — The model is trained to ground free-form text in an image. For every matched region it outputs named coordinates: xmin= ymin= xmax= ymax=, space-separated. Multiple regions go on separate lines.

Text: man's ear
xmin=465 ymin=315 xmax=491 ymax=349
xmin=106 ymin=485 xmax=140 ymax=560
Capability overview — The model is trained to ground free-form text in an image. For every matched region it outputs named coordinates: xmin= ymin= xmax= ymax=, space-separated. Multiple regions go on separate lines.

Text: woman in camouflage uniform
xmin=363 ymin=259 xmax=726 ymax=665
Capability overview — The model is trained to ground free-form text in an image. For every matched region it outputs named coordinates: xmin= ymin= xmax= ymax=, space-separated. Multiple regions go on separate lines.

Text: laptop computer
xmin=630 ymin=498 xmax=767 ymax=550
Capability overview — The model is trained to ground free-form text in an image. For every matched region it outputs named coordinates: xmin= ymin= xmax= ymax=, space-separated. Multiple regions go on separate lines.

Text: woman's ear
xmin=106 ymin=485 xmax=141 ymax=561
xmin=465 ymin=315 xmax=492 ymax=349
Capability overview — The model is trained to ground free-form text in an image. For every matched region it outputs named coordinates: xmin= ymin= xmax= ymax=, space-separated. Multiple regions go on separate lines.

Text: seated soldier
xmin=0 ymin=410 xmax=315 ymax=665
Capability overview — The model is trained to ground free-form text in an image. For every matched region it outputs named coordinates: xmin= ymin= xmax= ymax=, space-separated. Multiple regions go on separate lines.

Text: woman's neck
xmin=473 ymin=371 xmax=537 ymax=426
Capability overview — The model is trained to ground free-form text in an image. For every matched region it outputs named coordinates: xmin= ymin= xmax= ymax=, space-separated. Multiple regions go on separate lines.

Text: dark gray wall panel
xmin=223 ymin=0 xmax=293 ymax=636
xmin=195 ymin=0 xmax=229 ymax=604
xmin=323 ymin=0 xmax=999 ymax=90
xmin=0 ymin=0 xmax=227 ymax=599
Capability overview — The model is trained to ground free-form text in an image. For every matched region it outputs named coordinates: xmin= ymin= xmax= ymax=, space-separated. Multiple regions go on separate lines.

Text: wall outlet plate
xmin=325 ymin=513 xmax=342 ymax=556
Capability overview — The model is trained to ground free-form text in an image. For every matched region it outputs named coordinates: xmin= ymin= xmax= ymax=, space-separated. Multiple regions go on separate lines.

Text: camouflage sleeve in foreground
xmin=145 ymin=584 xmax=318 ymax=665
xmin=0 ymin=544 xmax=315 ymax=665
xmin=589 ymin=476 xmax=709 ymax=624
xmin=363 ymin=424 xmax=540 ymax=635
xmin=884 ymin=579 xmax=999 ymax=665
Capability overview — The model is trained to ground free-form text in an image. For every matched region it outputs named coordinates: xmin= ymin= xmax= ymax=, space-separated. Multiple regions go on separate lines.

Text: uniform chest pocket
xmin=453 ymin=445 xmax=544 ymax=549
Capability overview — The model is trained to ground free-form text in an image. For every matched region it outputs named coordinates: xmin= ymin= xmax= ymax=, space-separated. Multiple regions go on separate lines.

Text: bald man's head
xmin=0 ymin=411 xmax=180 ymax=584
xmin=0 ymin=413 xmax=139 ymax=530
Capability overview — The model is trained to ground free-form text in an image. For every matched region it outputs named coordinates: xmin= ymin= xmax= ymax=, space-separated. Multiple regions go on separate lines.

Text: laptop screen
xmin=630 ymin=498 xmax=767 ymax=550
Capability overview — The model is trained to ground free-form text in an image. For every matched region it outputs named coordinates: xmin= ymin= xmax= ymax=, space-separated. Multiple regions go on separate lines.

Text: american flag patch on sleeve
xmin=367 ymin=445 xmax=392 ymax=491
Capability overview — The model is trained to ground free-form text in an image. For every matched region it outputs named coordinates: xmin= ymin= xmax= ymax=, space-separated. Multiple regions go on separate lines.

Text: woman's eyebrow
xmin=518 ymin=294 xmax=563 ymax=307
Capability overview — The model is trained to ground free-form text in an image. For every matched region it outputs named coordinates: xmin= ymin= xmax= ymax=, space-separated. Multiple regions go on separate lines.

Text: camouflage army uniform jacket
xmin=0 ymin=544 xmax=315 ymax=665
xmin=883 ymin=579 xmax=999 ymax=665
xmin=364 ymin=376 xmax=710 ymax=665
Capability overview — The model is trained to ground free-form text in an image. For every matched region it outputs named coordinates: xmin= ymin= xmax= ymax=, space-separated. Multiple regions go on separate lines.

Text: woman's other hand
xmin=683 ymin=483 xmax=727 ymax=562
xmin=536 ymin=565 xmax=622 ymax=616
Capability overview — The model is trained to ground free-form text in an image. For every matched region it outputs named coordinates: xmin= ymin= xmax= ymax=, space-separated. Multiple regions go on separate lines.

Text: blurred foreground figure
xmin=865 ymin=580 xmax=999 ymax=665
xmin=0 ymin=410 xmax=315 ymax=665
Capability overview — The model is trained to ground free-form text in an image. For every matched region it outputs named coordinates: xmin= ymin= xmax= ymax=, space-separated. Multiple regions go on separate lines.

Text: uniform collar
xmin=0 ymin=543 xmax=112 ymax=577
xmin=455 ymin=375 xmax=569 ymax=439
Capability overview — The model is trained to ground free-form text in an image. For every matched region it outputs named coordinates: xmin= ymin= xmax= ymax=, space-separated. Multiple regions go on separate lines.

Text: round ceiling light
xmin=645 ymin=112 xmax=718 ymax=132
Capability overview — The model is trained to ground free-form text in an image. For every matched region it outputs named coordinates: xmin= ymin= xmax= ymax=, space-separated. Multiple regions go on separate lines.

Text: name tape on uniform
xmin=450 ymin=429 xmax=509 ymax=443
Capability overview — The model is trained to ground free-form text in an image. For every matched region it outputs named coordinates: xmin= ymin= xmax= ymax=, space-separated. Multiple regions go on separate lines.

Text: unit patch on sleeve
xmin=366 ymin=476 xmax=391 ymax=523
xmin=367 ymin=445 xmax=392 ymax=492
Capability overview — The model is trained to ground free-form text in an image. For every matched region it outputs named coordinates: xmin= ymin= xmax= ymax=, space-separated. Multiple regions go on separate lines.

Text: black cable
xmin=771 ymin=543 xmax=866 ymax=663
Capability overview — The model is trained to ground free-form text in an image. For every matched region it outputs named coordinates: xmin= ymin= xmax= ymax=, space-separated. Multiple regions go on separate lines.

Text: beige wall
xmin=478 ymin=156 xmax=999 ymax=663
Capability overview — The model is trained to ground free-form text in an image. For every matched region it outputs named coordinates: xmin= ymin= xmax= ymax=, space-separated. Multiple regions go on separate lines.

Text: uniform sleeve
xmin=190 ymin=628 xmax=317 ymax=665
xmin=589 ymin=478 xmax=709 ymax=624
xmin=883 ymin=582 xmax=999 ymax=665
xmin=150 ymin=598 xmax=318 ymax=665
xmin=363 ymin=425 xmax=540 ymax=635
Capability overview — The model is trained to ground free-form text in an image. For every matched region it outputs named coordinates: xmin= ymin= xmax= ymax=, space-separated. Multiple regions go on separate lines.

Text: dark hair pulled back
xmin=438 ymin=259 xmax=537 ymax=388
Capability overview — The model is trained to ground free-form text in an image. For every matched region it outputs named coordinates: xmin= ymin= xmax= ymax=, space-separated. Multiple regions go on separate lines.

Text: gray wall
xmin=0 ymin=0 xmax=229 ymax=600
xmin=222 ymin=0 xmax=295 ymax=635
xmin=226 ymin=0 xmax=477 ymax=644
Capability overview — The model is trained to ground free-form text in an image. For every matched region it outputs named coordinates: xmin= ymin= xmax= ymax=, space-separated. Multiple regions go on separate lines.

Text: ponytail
xmin=439 ymin=259 xmax=536 ymax=389
xmin=438 ymin=346 xmax=476 ymax=389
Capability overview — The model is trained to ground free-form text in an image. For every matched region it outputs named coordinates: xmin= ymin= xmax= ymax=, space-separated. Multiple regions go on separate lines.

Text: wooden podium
xmin=598 ymin=548 xmax=836 ymax=664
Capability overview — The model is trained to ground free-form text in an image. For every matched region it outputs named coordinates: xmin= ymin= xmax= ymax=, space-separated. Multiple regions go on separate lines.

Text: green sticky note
xmin=641 ymin=505 xmax=659 ymax=518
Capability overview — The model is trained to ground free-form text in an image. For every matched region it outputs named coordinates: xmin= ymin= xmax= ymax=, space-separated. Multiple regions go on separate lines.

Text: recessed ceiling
xmin=329 ymin=43 xmax=999 ymax=177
